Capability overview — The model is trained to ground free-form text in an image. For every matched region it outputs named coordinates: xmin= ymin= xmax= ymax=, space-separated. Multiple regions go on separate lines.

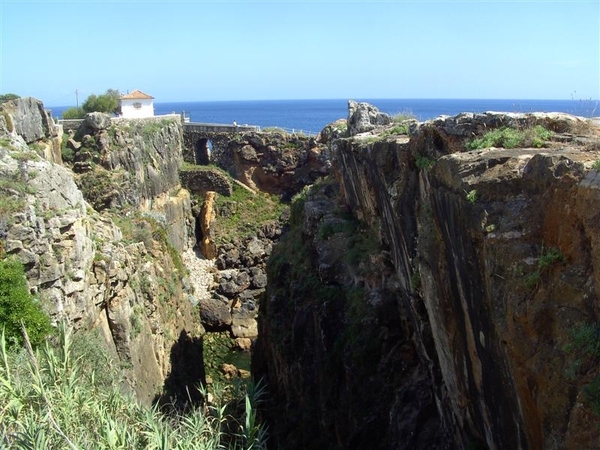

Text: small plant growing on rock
xmin=524 ymin=246 xmax=564 ymax=290
xmin=537 ymin=246 xmax=564 ymax=269
xmin=391 ymin=112 xmax=416 ymax=123
xmin=415 ymin=155 xmax=435 ymax=171
xmin=564 ymin=322 xmax=600 ymax=415
xmin=129 ymin=304 xmax=144 ymax=338
xmin=466 ymin=189 xmax=477 ymax=204
xmin=410 ymin=269 xmax=421 ymax=291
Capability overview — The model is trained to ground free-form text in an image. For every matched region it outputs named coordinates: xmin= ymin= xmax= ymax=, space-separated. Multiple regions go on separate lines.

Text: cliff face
xmin=0 ymin=100 xmax=201 ymax=405
xmin=254 ymin=105 xmax=600 ymax=449
xmin=207 ymin=131 xmax=330 ymax=200
xmin=0 ymin=96 xmax=63 ymax=163
xmin=71 ymin=113 xmax=193 ymax=252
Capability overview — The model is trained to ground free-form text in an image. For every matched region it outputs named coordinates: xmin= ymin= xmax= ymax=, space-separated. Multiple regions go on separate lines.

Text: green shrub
xmin=386 ymin=124 xmax=410 ymax=135
xmin=61 ymin=107 xmax=86 ymax=119
xmin=564 ymin=323 xmax=600 ymax=415
xmin=0 ymin=93 xmax=19 ymax=103
xmin=60 ymin=134 xmax=75 ymax=163
xmin=140 ymin=118 xmax=175 ymax=140
xmin=523 ymin=247 xmax=564 ymax=290
xmin=78 ymin=170 xmax=112 ymax=209
xmin=0 ymin=169 xmax=34 ymax=219
xmin=0 ymin=258 xmax=52 ymax=347
xmin=467 ymin=125 xmax=553 ymax=150
xmin=410 ymin=270 xmax=421 ymax=290
xmin=592 ymin=159 xmax=600 ymax=171
xmin=130 ymin=304 xmax=144 ymax=338
xmin=318 ymin=219 xmax=356 ymax=241
xmin=262 ymin=127 xmax=287 ymax=134
xmin=391 ymin=112 xmax=416 ymax=123
xmin=538 ymin=247 xmax=564 ymax=269
xmin=564 ymin=323 xmax=600 ymax=359
xmin=82 ymin=89 xmax=120 ymax=115
xmin=466 ymin=189 xmax=477 ymax=204
xmin=415 ymin=155 xmax=435 ymax=171
xmin=524 ymin=271 xmax=541 ymax=289
xmin=527 ymin=125 xmax=554 ymax=147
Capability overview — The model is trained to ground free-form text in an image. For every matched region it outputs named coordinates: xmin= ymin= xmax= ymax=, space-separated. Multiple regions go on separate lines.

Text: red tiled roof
xmin=120 ymin=89 xmax=154 ymax=100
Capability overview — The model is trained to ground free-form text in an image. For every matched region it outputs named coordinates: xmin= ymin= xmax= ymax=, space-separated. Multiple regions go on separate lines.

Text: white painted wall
xmin=120 ymin=98 xmax=154 ymax=118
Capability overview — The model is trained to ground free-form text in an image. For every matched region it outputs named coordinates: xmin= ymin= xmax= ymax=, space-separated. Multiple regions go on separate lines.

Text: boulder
xmin=84 ymin=112 xmax=112 ymax=131
xmin=0 ymin=96 xmax=56 ymax=143
xmin=235 ymin=337 xmax=253 ymax=351
xmin=250 ymin=267 xmax=267 ymax=289
xmin=199 ymin=296 xmax=232 ymax=330
xmin=221 ymin=363 xmax=238 ymax=379
xmin=218 ymin=270 xmax=251 ymax=297
xmin=199 ymin=191 xmax=217 ymax=259
xmin=231 ymin=316 xmax=258 ymax=339
xmin=347 ymin=99 xmax=392 ymax=135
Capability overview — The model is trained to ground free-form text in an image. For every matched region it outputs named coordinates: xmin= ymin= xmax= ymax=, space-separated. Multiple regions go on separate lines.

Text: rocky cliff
xmin=254 ymin=103 xmax=600 ymax=449
xmin=0 ymin=99 xmax=201 ymax=405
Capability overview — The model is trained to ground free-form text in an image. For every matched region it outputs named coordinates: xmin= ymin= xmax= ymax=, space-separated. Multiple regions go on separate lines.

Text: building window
xmin=133 ymin=102 xmax=142 ymax=109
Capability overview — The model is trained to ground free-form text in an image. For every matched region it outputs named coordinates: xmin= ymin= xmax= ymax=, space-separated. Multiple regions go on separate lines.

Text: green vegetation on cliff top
xmin=62 ymin=89 xmax=120 ymax=119
xmin=466 ymin=125 xmax=553 ymax=150
xmin=0 ymin=93 xmax=20 ymax=104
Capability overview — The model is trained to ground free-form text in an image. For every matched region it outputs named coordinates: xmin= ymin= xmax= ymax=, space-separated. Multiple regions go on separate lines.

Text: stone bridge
xmin=181 ymin=122 xmax=329 ymax=200
xmin=182 ymin=122 xmax=260 ymax=165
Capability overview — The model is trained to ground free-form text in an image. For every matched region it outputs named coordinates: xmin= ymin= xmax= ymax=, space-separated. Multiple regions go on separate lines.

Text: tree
xmin=62 ymin=107 xmax=86 ymax=119
xmin=82 ymin=89 xmax=120 ymax=115
xmin=0 ymin=258 xmax=52 ymax=347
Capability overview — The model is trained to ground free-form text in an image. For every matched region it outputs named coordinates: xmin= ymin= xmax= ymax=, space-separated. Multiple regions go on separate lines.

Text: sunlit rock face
xmin=254 ymin=104 xmax=600 ymax=450
xmin=0 ymin=103 xmax=201 ymax=406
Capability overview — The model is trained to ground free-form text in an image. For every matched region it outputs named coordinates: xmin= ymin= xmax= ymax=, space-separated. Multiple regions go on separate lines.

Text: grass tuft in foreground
xmin=0 ymin=323 xmax=268 ymax=449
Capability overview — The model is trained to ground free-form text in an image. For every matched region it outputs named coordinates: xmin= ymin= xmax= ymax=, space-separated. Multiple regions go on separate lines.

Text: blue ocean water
xmin=50 ymin=98 xmax=599 ymax=135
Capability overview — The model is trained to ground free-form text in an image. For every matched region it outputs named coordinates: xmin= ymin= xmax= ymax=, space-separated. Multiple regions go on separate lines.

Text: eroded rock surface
xmin=0 ymin=105 xmax=202 ymax=405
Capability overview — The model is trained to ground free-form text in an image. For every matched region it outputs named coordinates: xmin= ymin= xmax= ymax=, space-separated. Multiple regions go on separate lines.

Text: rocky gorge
xmin=253 ymin=102 xmax=600 ymax=449
xmin=1 ymin=95 xmax=600 ymax=449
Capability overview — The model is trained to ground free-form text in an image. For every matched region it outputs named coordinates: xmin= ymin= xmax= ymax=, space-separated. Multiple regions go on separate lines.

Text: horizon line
xmin=45 ymin=97 xmax=600 ymax=108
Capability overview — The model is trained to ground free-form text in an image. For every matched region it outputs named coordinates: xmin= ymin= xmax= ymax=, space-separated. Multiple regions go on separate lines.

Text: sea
xmin=49 ymin=98 xmax=599 ymax=136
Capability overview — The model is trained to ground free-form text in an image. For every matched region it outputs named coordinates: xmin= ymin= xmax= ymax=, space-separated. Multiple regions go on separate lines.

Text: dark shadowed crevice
xmin=153 ymin=330 xmax=206 ymax=412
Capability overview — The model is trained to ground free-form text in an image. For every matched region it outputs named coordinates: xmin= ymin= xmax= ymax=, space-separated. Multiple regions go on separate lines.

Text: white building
xmin=119 ymin=90 xmax=154 ymax=118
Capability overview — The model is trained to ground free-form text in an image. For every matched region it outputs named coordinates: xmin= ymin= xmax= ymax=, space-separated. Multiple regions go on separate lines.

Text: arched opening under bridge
xmin=194 ymin=138 xmax=213 ymax=165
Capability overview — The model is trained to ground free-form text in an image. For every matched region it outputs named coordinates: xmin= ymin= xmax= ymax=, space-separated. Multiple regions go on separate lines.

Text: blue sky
xmin=1 ymin=0 xmax=598 ymax=106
